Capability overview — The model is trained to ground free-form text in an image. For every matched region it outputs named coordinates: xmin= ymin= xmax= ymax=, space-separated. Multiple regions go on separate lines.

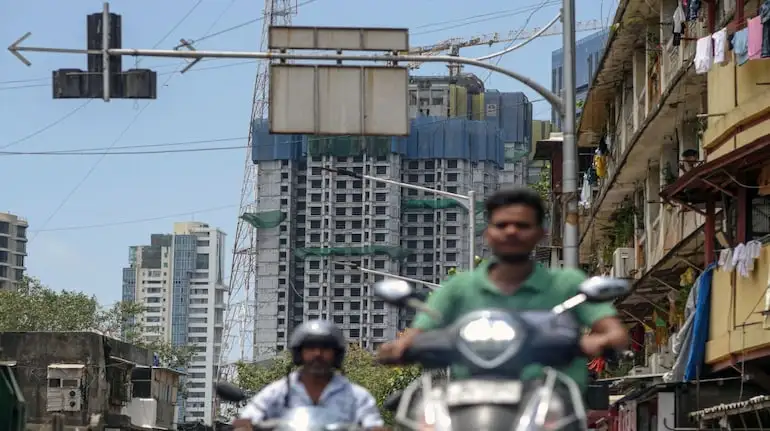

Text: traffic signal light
xmin=52 ymin=7 xmax=157 ymax=100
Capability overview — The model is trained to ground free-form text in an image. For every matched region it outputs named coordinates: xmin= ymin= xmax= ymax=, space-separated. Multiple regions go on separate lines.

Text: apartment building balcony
xmin=658 ymin=1 xmax=770 ymax=375
xmin=576 ymin=0 xmax=720 ymax=268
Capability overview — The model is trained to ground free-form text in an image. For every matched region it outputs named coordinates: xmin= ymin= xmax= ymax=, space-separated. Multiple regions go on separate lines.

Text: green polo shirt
xmin=411 ymin=261 xmax=617 ymax=391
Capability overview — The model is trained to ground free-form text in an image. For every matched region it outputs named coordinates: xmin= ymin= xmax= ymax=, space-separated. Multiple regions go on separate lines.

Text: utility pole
xmin=561 ymin=0 xmax=579 ymax=269
xmin=6 ymin=3 xmax=582 ymax=268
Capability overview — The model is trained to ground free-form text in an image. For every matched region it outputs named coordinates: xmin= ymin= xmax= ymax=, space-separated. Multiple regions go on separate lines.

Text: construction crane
xmin=403 ymin=19 xmax=607 ymax=70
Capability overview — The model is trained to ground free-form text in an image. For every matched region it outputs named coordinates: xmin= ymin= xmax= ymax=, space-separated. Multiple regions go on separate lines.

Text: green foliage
xmin=235 ymin=345 xmax=421 ymax=425
xmin=0 ymin=276 xmax=194 ymax=368
xmin=599 ymin=200 xmax=638 ymax=265
xmin=531 ymin=163 xmax=552 ymax=211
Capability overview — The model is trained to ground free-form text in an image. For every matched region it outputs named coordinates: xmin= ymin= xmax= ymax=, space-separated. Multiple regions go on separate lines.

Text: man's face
xmin=485 ymin=204 xmax=544 ymax=262
xmin=300 ymin=344 xmax=336 ymax=376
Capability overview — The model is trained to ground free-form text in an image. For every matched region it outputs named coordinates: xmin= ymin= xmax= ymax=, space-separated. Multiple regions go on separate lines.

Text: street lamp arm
xmin=336 ymin=261 xmax=441 ymax=290
xmin=105 ymin=48 xmax=565 ymax=113
xmin=322 ymin=167 xmax=471 ymax=202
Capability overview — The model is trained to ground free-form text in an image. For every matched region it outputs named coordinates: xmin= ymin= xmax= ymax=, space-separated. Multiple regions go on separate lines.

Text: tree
xmin=235 ymin=344 xmax=421 ymax=425
xmin=531 ymin=162 xmax=552 ymax=210
xmin=0 ymin=276 xmax=194 ymax=369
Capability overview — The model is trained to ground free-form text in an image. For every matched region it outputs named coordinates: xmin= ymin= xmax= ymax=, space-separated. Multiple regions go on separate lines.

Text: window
xmin=376 ymin=166 xmax=387 ymax=175
xmin=310 ymin=220 xmax=321 ymax=229
xmin=373 ymin=329 xmax=384 ymax=337
xmin=333 ymin=288 xmax=344 ymax=296
xmin=309 ymin=288 xmax=319 ymax=296
xmin=375 ymin=206 xmax=387 ymax=215
xmin=374 ymin=301 xmax=385 ymax=310
xmin=374 ymin=233 xmax=385 ymax=242
xmin=334 ymin=302 xmax=344 ymax=311
xmin=311 ymin=180 xmax=322 ymax=188
xmin=446 ymin=226 xmax=457 ymax=235
xmin=336 ymin=207 xmax=346 ymax=216
xmin=336 ymin=194 xmax=347 ymax=203
xmin=352 ymin=234 xmax=362 ymax=242
xmin=447 ymin=160 xmax=458 ymax=168
xmin=373 ymin=315 xmax=384 ymax=323
xmin=447 ymin=173 xmax=458 ymax=182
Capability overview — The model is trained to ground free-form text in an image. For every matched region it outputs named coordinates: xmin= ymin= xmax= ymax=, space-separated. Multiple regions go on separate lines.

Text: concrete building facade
xmin=122 ymin=222 xmax=227 ymax=424
xmin=249 ymin=73 xmax=532 ymax=360
xmin=0 ymin=212 xmax=28 ymax=291
xmin=551 ymin=29 xmax=610 ymax=130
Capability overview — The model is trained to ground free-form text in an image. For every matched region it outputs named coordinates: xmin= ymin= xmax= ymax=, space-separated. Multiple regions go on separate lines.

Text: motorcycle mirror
xmin=372 ymin=279 xmax=414 ymax=305
xmin=216 ymin=381 xmax=248 ymax=403
xmin=579 ymin=276 xmax=631 ymax=302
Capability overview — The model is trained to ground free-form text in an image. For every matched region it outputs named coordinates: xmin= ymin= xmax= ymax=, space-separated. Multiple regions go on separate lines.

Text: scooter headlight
xmin=456 ymin=313 xmax=523 ymax=369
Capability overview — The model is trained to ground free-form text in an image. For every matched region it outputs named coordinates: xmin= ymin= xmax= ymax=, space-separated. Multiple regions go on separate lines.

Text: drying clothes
xmin=687 ymin=0 xmax=701 ymax=20
xmin=694 ymin=36 xmax=713 ymax=74
xmin=732 ymin=242 xmax=752 ymax=278
xmin=718 ymin=248 xmax=735 ymax=272
xmin=712 ymin=28 xmax=728 ymax=65
xmin=732 ymin=28 xmax=750 ymax=65
xmin=746 ymin=240 xmax=762 ymax=272
xmin=761 ymin=0 xmax=770 ymax=57
xmin=748 ymin=16 xmax=763 ymax=60
xmin=672 ymin=3 xmax=686 ymax=47
xmin=594 ymin=153 xmax=607 ymax=178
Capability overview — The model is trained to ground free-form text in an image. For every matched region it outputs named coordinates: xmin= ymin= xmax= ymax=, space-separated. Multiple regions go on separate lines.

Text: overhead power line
xmin=27 ymin=0 xmax=207 ymax=241
xmin=30 ymin=204 xmax=238 ymax=233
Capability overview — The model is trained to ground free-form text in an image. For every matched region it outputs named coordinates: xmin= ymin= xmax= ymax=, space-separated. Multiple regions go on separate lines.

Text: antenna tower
xmin=218 ymin=0 xmax=296 ymax=381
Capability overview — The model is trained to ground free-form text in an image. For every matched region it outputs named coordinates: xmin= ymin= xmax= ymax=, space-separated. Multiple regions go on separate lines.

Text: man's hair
xmin=485 ymin=187 xmax=546 ymax=226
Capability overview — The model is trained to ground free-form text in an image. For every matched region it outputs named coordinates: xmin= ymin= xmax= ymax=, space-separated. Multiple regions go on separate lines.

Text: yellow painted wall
xmin=703 ymin=49 xmax=770 ymax=160
xmin=471 ymin=94 xmax=485 ymax=120
xmin=706 ymin=244 xmax=770 ymax=363
xmin=449 ymin=85 xmax=468 ymax=118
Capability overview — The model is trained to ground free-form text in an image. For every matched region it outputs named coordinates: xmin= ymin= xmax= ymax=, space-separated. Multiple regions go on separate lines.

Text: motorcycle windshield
xmin=274 ymin=406 xmax=355 ymax=431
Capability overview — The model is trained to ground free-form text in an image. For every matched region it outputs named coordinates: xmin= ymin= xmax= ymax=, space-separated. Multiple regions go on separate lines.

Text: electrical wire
xmin=0 ymin=101 xmax=91 ymax=150
xmin=182 ymin=0 xmax=320 ymax=47
xmin=411 ymin=2 xmax=560 ymax=36
xmin=482 ymin=0 xmax=554 ymax=84
xmin=27 ymin=1 xmax=206 ymax=242
xmin=30 ymin=204 xmax=238 ymax=233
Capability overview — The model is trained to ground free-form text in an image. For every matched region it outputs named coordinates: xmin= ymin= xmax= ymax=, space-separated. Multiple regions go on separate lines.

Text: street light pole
xmin=561 ymin=0 xmax=579 ymax=269
xmin=335 ymin=262 xmax=441 ymax=290
xmin=324 ymin=168 xmax=478 ymax=270
xmin=8 ymin=20 xmax=581 ymax=268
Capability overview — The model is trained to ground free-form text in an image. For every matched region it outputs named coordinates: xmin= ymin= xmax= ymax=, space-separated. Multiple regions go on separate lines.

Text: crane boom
xmin=404 ymin=19 xmax=606 ymax=69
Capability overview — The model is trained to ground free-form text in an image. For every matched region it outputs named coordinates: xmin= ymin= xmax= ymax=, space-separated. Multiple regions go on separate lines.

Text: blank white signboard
xmin=269 ymin=64 xmax=409 ymax=136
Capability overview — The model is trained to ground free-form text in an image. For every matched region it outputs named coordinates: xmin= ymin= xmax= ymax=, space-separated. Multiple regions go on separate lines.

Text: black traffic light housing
xmin=53 ymin=10 xmax=157 ymax=100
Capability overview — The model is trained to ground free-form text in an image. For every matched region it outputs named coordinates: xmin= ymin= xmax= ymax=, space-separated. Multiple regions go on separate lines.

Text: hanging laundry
xmin=761 ymin=0 xmax=770 ymax=58
xmin=746 ymin=240 xmax=762 ymax=272
xmin=672 ymin=3 xmax=686 ymax=47
xmin=712 ymin=28 xmax=728 ymax=65
xmin=732 ymin=242 xmax=752 ymax=278
xmin=687 ymin=0 xmax=701 ymax=21
xmin=594 ymin=150 xmax=607 ymax=178
xmin=748 ymin=16 xmax=763 ymax=60
xmin=731 ymin=28 xmax=750 ymax=66
xmin=579 ymin=172 xmax=592 ymax=209
xmin=718 ymin=247 xmax=735 ymax=272
xmin=585 ymin=166 xmax=598 ymax=185
xmin=694 ymin=35 xmax=713 ymax=74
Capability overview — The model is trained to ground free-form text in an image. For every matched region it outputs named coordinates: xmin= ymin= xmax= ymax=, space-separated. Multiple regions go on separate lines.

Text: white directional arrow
xmin=7 ymin=32 xmax=98 ymax=66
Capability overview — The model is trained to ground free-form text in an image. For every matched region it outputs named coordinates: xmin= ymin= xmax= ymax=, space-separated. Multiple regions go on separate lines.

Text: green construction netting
xmin=307 ymin=136 xmax=393 ymax=157
xmin=240 ymin=210 xmax=287 ymax=229
xmin=402 ymin=199 xmax=485 ymax=213
xmin=295 ymin=246 xmax=412 ymax=260
xmin=504 ymin=148 xmax=530 ymax=163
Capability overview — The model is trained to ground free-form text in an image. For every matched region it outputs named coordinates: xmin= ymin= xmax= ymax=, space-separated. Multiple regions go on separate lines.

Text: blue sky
xmin=1 ymin=0 xmax=615 ymax=306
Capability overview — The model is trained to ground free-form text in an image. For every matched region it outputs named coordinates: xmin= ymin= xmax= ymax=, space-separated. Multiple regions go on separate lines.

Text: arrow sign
xmin=8 ymin=32 xmax=32 ymax=66
xmin=7 ymin=32 xmax=96 ymax=66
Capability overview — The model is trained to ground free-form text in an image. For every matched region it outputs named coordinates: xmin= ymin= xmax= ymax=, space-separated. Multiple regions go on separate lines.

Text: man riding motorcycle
xmin=378 ymin=187 xmax=629 ymax=392
xmin=236 ymin=320 xmax=387 ymax=430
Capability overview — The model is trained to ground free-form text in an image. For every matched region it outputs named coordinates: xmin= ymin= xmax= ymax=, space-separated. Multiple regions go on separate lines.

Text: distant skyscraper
xmin=249 ymin=73 xmax=532 ymax=359
xmin=122 ymin=222 xmax=227 ymax=425
xmin=551 ymin=29 xmax=610 ymax=130
xmin=0 ymin=212 xmax=28 ymax=291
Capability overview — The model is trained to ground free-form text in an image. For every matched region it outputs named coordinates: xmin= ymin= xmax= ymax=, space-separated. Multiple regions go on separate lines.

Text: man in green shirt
xmin=378 ymin=187 xmax=628 ymax=390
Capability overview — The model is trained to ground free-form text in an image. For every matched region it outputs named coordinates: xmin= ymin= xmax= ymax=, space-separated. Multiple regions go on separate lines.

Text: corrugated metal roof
xmin=689 ymin=395 xmax=770 ymax=418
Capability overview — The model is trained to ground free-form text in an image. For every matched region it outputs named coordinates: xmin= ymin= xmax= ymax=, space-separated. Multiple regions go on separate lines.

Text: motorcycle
xmin=374 ymin=276 xmax=632 ymax=431
xmin=215 ymin=381 xmax=365 ymax=431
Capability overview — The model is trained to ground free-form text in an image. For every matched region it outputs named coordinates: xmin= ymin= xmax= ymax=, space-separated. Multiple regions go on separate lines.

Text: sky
xmin=1 ymin=0 xmax=616 ymax=305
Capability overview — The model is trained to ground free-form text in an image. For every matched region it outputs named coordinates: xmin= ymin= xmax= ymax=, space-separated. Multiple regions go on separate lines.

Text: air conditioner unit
xmin=611 ymin=247 xmax=635 ymax=278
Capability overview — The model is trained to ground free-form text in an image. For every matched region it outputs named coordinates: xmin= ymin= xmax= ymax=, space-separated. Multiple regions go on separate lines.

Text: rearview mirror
xmin=373 ymin=279 xmax=414 ymax=305
xmin=579 ymin=276 xmax=630 ymax=302
xmin=216 ymin=381 xmax=248 ymax=403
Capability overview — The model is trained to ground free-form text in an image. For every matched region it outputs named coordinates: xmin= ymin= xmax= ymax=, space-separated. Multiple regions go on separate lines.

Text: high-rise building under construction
xmin=248 ymin=73 xmax=532 ymax=359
